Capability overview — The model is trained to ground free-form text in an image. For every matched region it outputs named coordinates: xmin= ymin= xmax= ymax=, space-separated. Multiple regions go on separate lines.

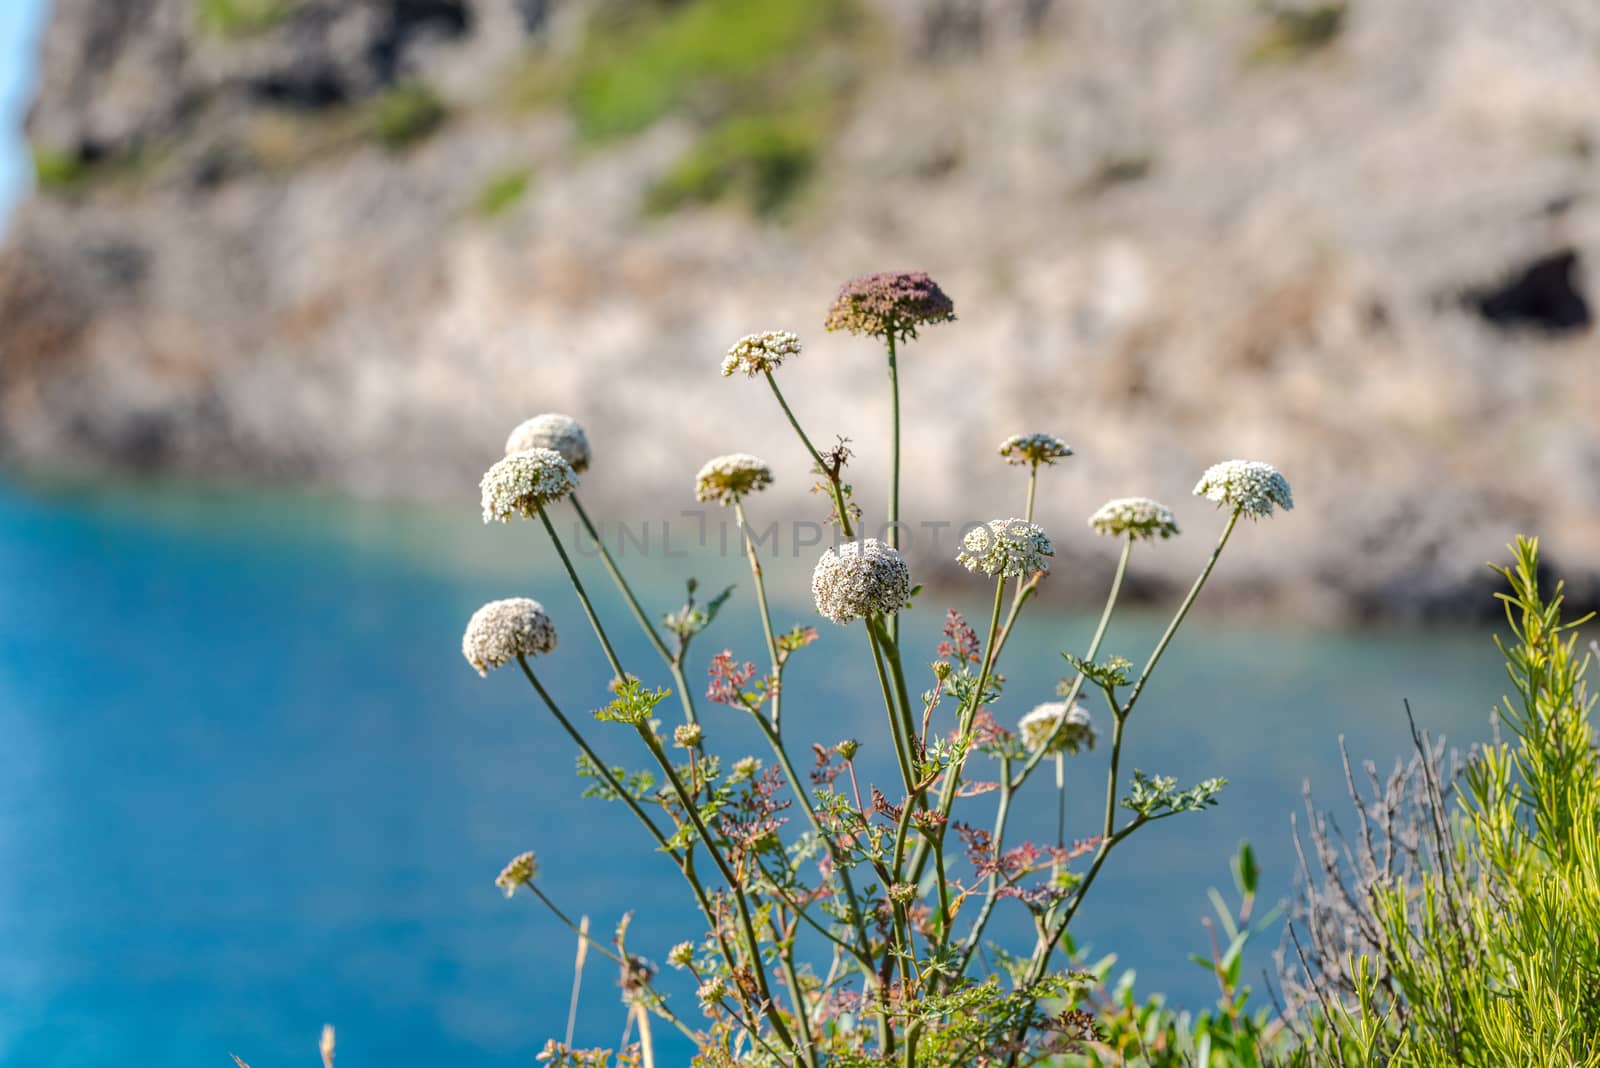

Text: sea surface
xmin=0 ymin=478 xmax=1515 ymax=1066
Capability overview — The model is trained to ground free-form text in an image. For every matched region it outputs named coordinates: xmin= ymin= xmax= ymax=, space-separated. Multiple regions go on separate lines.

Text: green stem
xmin=953 ymin=756 xmax=1013 ymax=975
xmin=868 ymin=624 xmax=918 ymax=797
xmin=517 ymin=657 xmax=668 ymax=850
xmin=1123 ymin=508 xmax=1242 ymax=716
xmin=885 ymin=330 xmax=901 ymax=643
xmin=1012 ymin=536 xmax=1132 ymax=790
xmin=870 ymin=618 xmax=922 ymax=797
xmin=522 ymin=882 xmax=701 ymax=1044
xmin=1101 ymin=707 xmax=1127 ymax=843
xmin=570 ymin=492 xmax=699 ymax=727
xmin=734 ymin=497 xmax=782 ymax=732
xmin=536 ymin=503 xmax=627 ymax=683
xmin=517 ymin=658 xmax=740 ymax=981
xmin=764 ymin=370 xmax=854 ymax=539
xmin=1024 ymin=462 xmax=1039 ymax=523
xmin=757 ymin=721 xmax=879 ymax=977
xmin=635 ymin=726 xmax=797 ymax=1055
xmin=917 ymin=575 xmax=1005 ymax=850
xmin=776 ymin=934 xmax=819 ymax=1068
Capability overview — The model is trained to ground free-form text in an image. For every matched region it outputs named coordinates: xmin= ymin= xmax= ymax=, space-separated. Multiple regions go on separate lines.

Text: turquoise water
xmin=0 ymin=478 xmax=1513 ymax=1065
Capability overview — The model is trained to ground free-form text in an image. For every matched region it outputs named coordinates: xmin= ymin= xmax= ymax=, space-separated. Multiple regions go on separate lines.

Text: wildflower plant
xmin=461 ymin=274 xmax=1293 ymax=1065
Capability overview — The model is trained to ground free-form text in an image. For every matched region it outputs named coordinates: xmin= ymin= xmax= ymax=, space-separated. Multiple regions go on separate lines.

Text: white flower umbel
xmin=695 ymin=453 xmax=774 ymax=504
xmin=1089 ymin=497 xmax=1180 ymax=541
xmin=481 ymin=448 xmax=579 ymax=522
xmin=957 ymin=518 xmax=1054 ymax=578
xmin=495 ymin=850 xmax=539 ymax=897
xmin=1193 ymin=460 xmax=1293 ymax=519
xmin=1019 ymin=701 xmax=1097 ymax=755
xmin=999 ymin=433 xmax=1073 ymax=466
xmin=505 ymin=413 xmax=591 ymax=472
xmin=812 ymin=539 xmax=913 ymax=624
xmin=462 ymin=598 xmax=558 ymax=676
xmin=722 ymin=330 xmax=801 ymax=377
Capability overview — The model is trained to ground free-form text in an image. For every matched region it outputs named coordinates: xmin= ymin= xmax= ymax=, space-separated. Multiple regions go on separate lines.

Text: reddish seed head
xmin=824 ymin=271 xmax=956 ymax=342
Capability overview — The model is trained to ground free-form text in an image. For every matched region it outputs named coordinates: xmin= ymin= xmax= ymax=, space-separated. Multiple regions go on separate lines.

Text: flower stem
xmin=734 ymin=497 xmax=782 ymax=732
xmin=520 ymin=882 xmax=700 ymax=1044
xmin=1123 ymin=508 xmax=1242 ymax=716
xmin=517 ymin=656 xmax=667 ymax=849
xmin=764 ymin=370 xmax=854 ymax=539
xmin=517 ymin=657 xmax=742 ymax=983
xmin=885 ymin=330 xmax=901 ymax=642
xmin=757 ymin=720 xmax=878 ymax=973
xmin=570 ymin=492 xmax=699 ymax=727
xmin=868 ymin=623 xmax=918 ymax=798
xmin=536 ymin=503 xmax=627 ymax=683
xmin=906 ymin=574 xmax=1006 ymax=885
xmin=1012 ymin=535 xmax=1132 ymax=790
xmin=635 ymin=725 xmax=796 ymax=1056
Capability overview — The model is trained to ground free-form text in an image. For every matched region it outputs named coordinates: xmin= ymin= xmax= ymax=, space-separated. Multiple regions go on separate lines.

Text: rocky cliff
xmin=3 ymin=0 xmax=1599 ymax=620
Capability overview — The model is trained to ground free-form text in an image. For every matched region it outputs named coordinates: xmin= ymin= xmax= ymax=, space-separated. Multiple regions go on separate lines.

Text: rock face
xmin=3 ymin=0 xmax=1599 ymax=621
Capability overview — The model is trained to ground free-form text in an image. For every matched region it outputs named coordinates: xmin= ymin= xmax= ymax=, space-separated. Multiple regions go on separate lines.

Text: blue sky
xmin=0 ymin=0 xmax=48 ymax=231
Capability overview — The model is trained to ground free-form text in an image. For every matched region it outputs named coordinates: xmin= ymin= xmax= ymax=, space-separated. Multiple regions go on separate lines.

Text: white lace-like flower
xmin=957 ymin=518 xmax=1054 ymax=578
xmin=505 ymin=413 xmax=591 ymax=472
xmin=812 ymin=539 xmax=913 ymax=624
xmin=481 ymin=448 xmax=578 ymax=521
xmin=495 ymin=851 xmax=539 ymax=897
xmin=722 ymin=330 xmax=801 ymax=377
xmin=999 ymin=433 xmax=1073 ymax=466
xmin=1088 ymin=497 xmax=1180 ymax=541
xmin=462 ymin=597 xmax=558 ymax=675
xmin=1018 ymin=702 xmax=1098 ymax=755
xmin=1193 ymin=460 xmax=1294 ymax=519
xmin=694 ymin=453 xmax=774 ymax=504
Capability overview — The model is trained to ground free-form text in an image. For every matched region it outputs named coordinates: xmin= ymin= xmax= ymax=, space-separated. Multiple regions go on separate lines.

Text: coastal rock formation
xmin=2 ymin=0 xmax=1598 ymax=620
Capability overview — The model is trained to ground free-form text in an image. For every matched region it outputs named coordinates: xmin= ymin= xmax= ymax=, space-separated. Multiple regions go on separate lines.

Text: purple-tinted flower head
xmin=824 ymin=271 xmax=956 ymax=342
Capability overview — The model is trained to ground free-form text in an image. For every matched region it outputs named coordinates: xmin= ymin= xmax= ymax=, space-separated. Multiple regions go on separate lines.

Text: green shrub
xmin=1247 ymin=3 xmax=1346 ymax=64
xmin=570 ymin=0 xmax=842 ymax=140
xmin=473 ymin=167 xmax=534 ymax=218
xmin=370 ymin=83 xmax=448 ymax=150
xmin=32 ymin=146 xmax=87 ymax=192
xmin=194 ymin=0 xmax=293 ymax=37
xmin=1292 ymin=536 xmax=1600 ymax=1065
xmin=646 ymin=111 xmax=822 ymax=217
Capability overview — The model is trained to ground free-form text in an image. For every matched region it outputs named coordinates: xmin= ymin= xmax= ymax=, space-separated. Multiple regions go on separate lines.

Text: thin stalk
xmin=566 ymin=913 xmax=589 ymax=1047
xmin=1123 ymin=509 xmax=1242 ymax=716
xmin=1101 ymin=708 xmax=1127 ymax=843
xmin=757 ymin=720 xmax=878 ymax=973
xmin=536 ymin=503 xmax=626 ymax=682
xmin=870 ymin=617 xmax=923 ymax=799
xmin=1012 ymin=536 xmax=1132 ymax=790
xmin=733 ymin=497 xmax=782 ymax=731
xmin=764 ymin=370 xmax=854 ymax=539
xmin=517 ymin=657 xmax=668 ymax=849
xmin=1024 ymin=462 xmax=1039 ymax=523
xmin=885 ymin=330 xmax=901 ymax=643
xmin=953 ymin=757 xmax=1014 ymax=974
xmin=957 ymin=536 xmax=1137 ymax=992
xmin=635 ymin=727 xmax=797 ymax=1055
xmin=519 ymin=658 xmax=739 ymax=981
xmin=521 ymin=882 xmax=700 ymax=1044
xmin=776 ymin=936 xmax=819 ymax=1068
xmin=868 ymin=624 xmax=919 ymax=797
xmin=912 ymin=575 xmax=1005 ymax=870
xmin=570 ymin=492 xmax=699 ymax=726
